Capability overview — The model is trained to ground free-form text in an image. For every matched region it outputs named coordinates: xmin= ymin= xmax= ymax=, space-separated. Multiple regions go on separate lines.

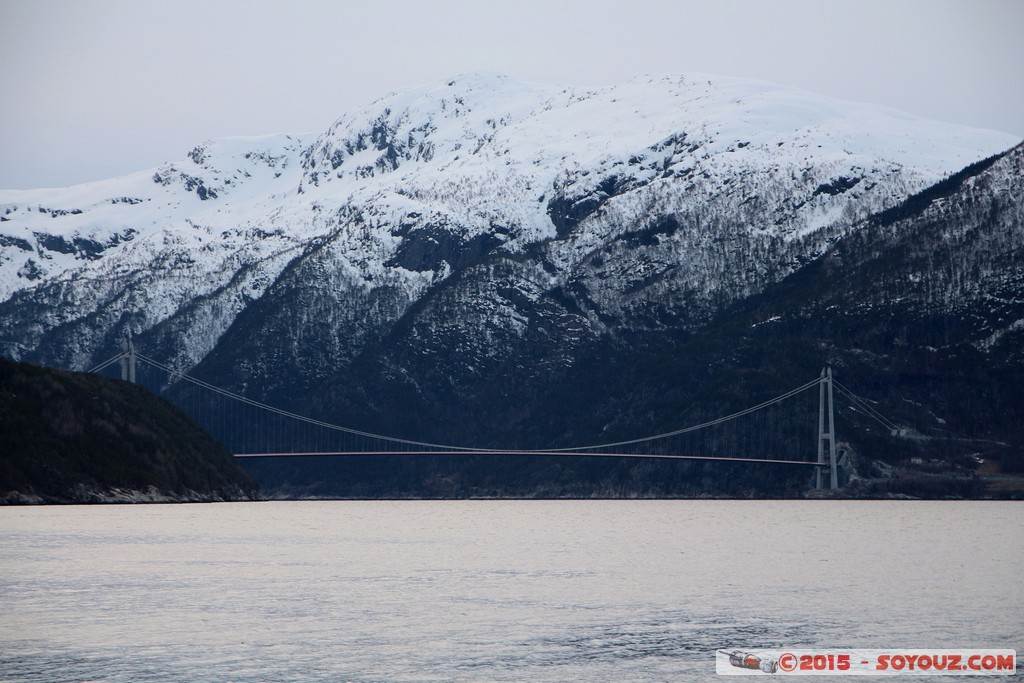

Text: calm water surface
xmin=0 ymin=501 xmax=1021 ymax=681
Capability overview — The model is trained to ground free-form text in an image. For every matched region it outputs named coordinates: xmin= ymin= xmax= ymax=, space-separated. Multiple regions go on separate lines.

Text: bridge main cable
xmin=136 ymin=352 xmax=822 ymax=456
xmin=135 ymin=353 xmax=490 ymax=452
xmin=530 ymin=377 xmax=822 ymax=453
xmin=87 ymin=353 xmax=125 ymax=374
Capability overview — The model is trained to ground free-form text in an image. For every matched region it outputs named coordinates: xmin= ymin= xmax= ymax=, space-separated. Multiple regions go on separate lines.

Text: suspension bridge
xmin=89 ymin=339 xmax=902 ymax=491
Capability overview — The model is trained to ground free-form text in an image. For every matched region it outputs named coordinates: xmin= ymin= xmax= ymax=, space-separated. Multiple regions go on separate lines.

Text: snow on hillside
xmin=0 ymin=72 xmax=1018 ymax=371
xmin=0 ymin=133 xmax=317 ymax=300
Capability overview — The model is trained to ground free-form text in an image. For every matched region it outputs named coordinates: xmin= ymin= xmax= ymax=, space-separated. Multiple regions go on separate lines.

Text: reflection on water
xmin=1 ymin=501 xmax=1021 ymax=681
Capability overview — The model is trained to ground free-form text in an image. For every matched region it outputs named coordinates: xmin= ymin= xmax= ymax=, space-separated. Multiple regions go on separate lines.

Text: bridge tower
xmin=120 ymin=335 xmax=136 ymax=384
xmin=816 ymin=366 xmax=838 ymax=490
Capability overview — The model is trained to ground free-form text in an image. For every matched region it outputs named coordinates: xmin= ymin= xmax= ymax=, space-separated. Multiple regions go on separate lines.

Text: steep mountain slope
xmin=728 ymin=143 xmax=1024 ymax=450
xmin=540 ymin=143 xmax=1024 ymax=488
xmin=0 ymin=133 xmax=316 ymax=371
xmin=240 ymin=143 xmax=1024 ymax=498
xmin=187 ymin=74 xmax=1018 ymax=410
xmin=1 ymin=74 xmax=1015 ymax=385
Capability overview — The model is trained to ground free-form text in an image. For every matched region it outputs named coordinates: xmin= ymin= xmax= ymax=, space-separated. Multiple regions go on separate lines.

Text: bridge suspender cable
xmin=94 ymin=349 xmax=860 ymax=480
xmin=530 ymin=377 xmax=822 ymax=453
xmin=131 ymin=352 xmax=824 ymax=457
xmin=134 ymin=353 xmax=490 ymax=453
xmin=832 ymin=380 xmax=898 ymax=432
xmin=90 ymin=349 xmax=892 ymax=487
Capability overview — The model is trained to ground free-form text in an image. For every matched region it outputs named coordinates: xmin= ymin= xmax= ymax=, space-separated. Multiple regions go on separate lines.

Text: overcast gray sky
xmin=1 ymin=0 xmax=1021 ymax=189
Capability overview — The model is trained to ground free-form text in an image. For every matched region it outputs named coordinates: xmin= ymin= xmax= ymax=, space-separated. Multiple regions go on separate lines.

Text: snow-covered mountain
xmin=1 ymin=72 xmax=1019 ymax=417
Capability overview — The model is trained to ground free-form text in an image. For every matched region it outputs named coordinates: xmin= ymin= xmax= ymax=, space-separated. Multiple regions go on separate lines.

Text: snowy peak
xmin=300 ymin=72 xmax=556 ymax=186
xmin=0 ymin=132 xmax=319 ymax=296
xmin=155 ymin=133 xmax=311 ymax=201
xmin=300 ymin=71 xmax=1018 ymax=193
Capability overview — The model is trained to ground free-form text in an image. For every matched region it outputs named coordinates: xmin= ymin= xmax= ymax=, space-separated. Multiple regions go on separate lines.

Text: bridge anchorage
xmin=93 ymin=342 xmax=864 ymax=491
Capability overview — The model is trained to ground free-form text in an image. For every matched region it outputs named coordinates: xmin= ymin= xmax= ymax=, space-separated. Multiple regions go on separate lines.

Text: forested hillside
xmin=1 ymin=359 xmax=257 ymax=503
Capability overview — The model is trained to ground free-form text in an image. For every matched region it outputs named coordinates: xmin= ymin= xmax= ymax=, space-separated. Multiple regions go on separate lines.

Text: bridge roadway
xmin=233 ymin=450 xmax=826 ymax=466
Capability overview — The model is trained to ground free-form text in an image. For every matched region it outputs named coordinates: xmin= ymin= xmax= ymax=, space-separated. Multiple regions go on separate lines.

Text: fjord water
xmin=1 ymin=501 xmax=1020 ymax=682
